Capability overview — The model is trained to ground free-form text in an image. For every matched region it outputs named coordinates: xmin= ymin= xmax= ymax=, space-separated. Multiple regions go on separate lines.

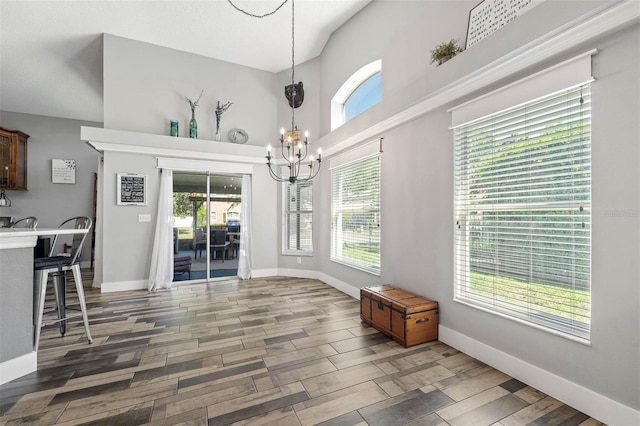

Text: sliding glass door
xmin=172 ymin=172 xmax=242 ymax=282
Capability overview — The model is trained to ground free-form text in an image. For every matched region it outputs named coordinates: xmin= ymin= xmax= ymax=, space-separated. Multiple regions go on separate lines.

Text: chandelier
xmin=228 ymin=0 xmax=322 ymax=183
xmin=264 ymin=0 xmax=322 ymax=183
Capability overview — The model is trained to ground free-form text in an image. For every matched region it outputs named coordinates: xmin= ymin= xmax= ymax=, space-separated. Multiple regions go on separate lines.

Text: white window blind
xmin=453 ymin=84 xmax=592 ymax=341
xmin=331 ymin=153 xmax=381 ymax=274
xmin=283 ymin=181 xmax=313 ymax=253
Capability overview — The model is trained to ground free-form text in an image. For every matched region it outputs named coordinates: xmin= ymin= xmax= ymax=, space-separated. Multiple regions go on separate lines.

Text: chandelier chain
xmin=225 ymin=0 xmax=297 ymax=131
xmin=226 ymin=0 xmax=289 ymax=19
xmin=228 ymin=0 xmax=320 ymax=183
xmin=290 ymin=0 xmax=295 ymax=132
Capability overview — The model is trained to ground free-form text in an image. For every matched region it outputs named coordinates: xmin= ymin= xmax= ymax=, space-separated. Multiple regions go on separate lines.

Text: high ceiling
xmin=0 ymin=0 xmax=371 ymax=123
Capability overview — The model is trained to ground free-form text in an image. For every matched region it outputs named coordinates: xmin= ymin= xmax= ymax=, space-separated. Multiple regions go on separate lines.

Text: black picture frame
xmin=117 ymin=173 xmax=147 ymax=206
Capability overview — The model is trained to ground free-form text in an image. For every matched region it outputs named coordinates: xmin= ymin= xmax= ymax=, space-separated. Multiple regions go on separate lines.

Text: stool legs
xmin=71 ymin=264 xmax=93 ymax=345
xmin=33 ymin=270 xmax=48 ymax=351
xmin=52 ymin=272 xmax=67 ymax=336
xmin=33 ymin=266 xmax=93 ymax=350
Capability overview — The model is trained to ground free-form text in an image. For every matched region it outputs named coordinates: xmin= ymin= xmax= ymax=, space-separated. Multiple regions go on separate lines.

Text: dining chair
xmin=33 ymin=216 xmax=93 ymax=350
xmin=210 ymin=229 xmax=230 ymax=262
xmin=10 ymin=216 xmax=38 ymax=229
xmin=194 ymin=228 xmax=207 ymax=258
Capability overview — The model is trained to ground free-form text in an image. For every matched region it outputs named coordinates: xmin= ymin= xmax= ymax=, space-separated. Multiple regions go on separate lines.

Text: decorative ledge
xmin=81 ymin=127 xmax=266 ymax=164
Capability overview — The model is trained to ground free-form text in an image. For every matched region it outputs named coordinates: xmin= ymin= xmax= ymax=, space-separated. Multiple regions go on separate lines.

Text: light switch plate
xmin=138 ymin=214 xmax=151 ymax=223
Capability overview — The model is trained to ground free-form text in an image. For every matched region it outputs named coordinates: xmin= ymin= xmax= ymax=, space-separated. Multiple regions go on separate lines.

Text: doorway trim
xmin=157 ymin=157 xmax=254 ymax=175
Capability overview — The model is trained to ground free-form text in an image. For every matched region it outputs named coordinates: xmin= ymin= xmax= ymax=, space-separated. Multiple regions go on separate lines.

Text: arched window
xmin=331 ymin=60 xmax=382 ymax=130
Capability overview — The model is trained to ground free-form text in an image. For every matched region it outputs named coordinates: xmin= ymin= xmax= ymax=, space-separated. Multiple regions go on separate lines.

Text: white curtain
xmin=237 ymin=174 xmax=252 ymax=279
xmin=148 ymin=169 xmax=174 ymax=291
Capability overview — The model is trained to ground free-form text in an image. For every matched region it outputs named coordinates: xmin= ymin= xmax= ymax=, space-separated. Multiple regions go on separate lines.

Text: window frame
xmin=330 ymin=152 xmax=382 ymax=275
xmin=282 ymin=180 xmax=313 ymax=255
xmin=331 ymin=60 xmax=382 ymax=131
xmin=453 ymin=83 xmax=592 ymax=343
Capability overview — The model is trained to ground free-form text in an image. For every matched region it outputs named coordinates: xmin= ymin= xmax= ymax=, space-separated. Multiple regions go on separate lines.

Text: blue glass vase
xmin=189 ymin=110 xmax=197 ymax=139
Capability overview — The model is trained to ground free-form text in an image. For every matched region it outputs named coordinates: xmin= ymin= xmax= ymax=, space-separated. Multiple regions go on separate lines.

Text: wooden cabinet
xmin=0 ymin=126 xmax=29 ymax=190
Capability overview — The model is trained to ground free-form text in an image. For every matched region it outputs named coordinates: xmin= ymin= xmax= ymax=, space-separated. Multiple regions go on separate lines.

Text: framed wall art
xmin=465 ymin=0 xmax=544 ymax=49
xmin=51 ymin=159 xmax=76 ymax=184
xmin=117 ymin=173 xmax=147 ymax=205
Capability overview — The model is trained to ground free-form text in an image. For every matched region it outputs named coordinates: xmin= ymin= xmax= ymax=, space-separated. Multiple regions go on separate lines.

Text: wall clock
xmin=228 ymin=128 xmax=249 ymax=144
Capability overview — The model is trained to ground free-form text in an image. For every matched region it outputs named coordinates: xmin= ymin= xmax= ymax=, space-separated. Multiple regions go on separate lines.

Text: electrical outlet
xmin=138 ymin=214 xmax=151 ymax=223
xmin=297 ymin=257 xmax=302 ymax=264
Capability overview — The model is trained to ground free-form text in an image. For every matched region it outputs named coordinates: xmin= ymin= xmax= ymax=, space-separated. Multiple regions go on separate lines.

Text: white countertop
xmin=0 ymin=228 xmax=88 ymax=250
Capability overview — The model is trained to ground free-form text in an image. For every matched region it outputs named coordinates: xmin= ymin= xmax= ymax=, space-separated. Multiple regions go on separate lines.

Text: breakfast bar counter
xmin=0 ymin=228 xmax=88 ymax=384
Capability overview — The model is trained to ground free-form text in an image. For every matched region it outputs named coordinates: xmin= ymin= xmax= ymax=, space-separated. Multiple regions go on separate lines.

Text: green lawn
xmin=342 ymin=243 xmax=380 ymax=267
xmin=469 ymin=271 xmax=590 ymax=323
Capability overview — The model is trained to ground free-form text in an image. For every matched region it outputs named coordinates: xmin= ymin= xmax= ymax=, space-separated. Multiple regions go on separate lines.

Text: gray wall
xmin=98 ymin=149 xmax=278 ymax=287
xmin=0 ymin=111 xmax=102 ymax=263
xmin=103 ymin=34 xmax=277 ymax=145
xmin=98 ymin=34 xmax=282 ymax=287
xmin=300 ymin=0 xmax=639 ymax=411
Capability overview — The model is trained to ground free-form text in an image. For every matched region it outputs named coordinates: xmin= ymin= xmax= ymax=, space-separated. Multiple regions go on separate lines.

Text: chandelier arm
xmin=280 ymin=141 xmax=291 ymax=163
xmin=303 ymin=161 xmax=322 ymax=182
xmin=227 ymin=0 xmax=289 ymax=18
xmin=300 ymin=141 xmax=309 ymax=163
xmin=295 ymin=155 xmax=303 ymax=180
xmin=267 ymin=163 xmax=288 ymax=182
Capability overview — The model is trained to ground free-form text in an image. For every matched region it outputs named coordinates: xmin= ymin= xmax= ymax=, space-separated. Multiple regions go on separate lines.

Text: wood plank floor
xmin=0 ymin=272 xmax=604 ymax=426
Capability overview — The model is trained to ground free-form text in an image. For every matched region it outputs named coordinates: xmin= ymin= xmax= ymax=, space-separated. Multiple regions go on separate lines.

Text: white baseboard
xmin=316 ymin=271 xmax=360 ymax=299
xmin=439 ymin=325 xmax=640 ymax=426
xmin=250 ymin=268 xmax=279 ymax=278
xmin=277 ymin=268 xmax=318 ymax=280
xmin=0 ymin=352 xmax=37 ymax=385
xmin=100 ymin=279 xmax=147 ymax=293
xmin=266 ymin=268 xmax=361 ymax=300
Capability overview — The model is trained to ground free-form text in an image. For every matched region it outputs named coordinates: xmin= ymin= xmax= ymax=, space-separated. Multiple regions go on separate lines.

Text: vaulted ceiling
xmin=0 ymin=0 xmax=371 ymax=123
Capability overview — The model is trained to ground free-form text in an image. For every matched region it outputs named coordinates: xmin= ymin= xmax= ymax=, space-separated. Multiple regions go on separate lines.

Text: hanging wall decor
xmin=466 ymin=0 xmax=543 ymax=48
xmin=51 ymin=159 xmax=76 ymax=184
xmin=117 ymin=173 xmax=147 ymax=205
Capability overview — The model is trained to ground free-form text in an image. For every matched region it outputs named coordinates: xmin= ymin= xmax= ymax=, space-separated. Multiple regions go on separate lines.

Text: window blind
xmin=453 ymin=84 xmax=591 ymax=341
xmin=283 ymin=181 xmax=313 ymax=253
xmin=331 ymin=153 xmax=381 ymax=274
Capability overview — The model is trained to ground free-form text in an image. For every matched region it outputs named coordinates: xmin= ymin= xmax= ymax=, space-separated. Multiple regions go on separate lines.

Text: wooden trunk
xmin=360 ymin=285 xmax=438 ymax=347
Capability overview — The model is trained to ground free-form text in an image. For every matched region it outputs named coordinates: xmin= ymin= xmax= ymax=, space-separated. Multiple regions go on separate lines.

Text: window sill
xmin=331 ymin=258 xmax=380 ymax=276
xmin=282 ymin=251 xmax=313 ymax=257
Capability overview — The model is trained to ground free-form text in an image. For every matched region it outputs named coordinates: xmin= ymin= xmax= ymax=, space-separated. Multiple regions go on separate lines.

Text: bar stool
xmin=10 ymin=216 xmax=38 ymax=229
xmin=33 ymin=216 xmax=93 ymax=350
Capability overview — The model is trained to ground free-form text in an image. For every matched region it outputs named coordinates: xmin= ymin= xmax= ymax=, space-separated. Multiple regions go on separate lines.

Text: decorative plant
xmin=185 ymin=90 xmax=204 ymax=118
xmin=214 ymin=100 xmax=233 ymax=141
xmin=185 ymin=90 xmax=204 ymax=138
xmin=430 ymin=39 xmax=463 ymax=65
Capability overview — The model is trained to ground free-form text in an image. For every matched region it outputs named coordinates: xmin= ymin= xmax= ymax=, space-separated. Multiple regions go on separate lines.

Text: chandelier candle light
xmin=266 ymin=128 xmax=321 ymax=183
